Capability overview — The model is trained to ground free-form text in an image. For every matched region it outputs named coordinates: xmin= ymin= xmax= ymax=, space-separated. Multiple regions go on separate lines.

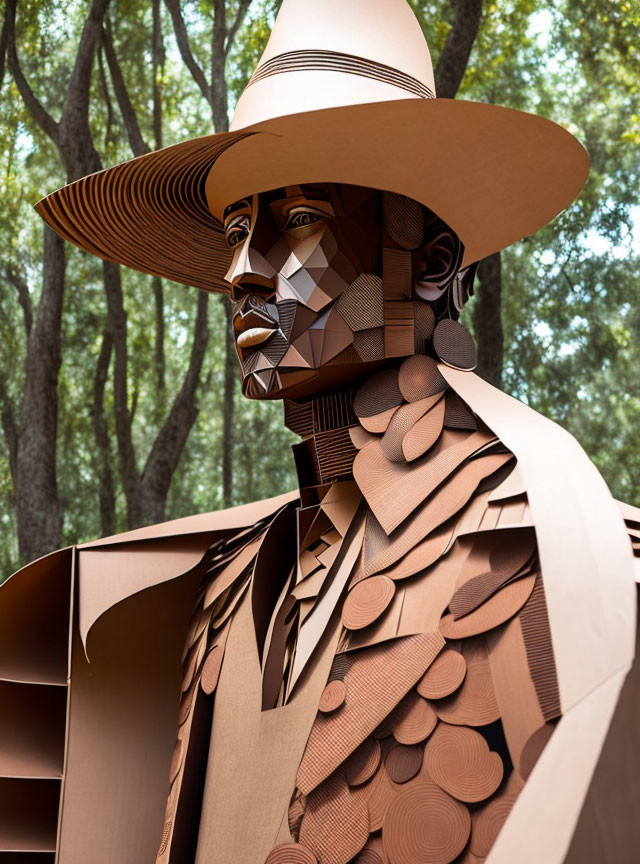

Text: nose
xmin=229 ymin=275 xmax=276 ymax=305
xmin=224 ymin=230 xmax=277 ymax=302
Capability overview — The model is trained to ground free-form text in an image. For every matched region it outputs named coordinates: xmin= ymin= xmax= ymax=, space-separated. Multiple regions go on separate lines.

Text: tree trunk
xmin=473 ymin=252 xmax=503 ymax=387
xmin=140 ymin=290 xmax=209 ymax=523
xmin=91 ymin=328 xmax=116 ymax=537
xmin=102 ymin=259 xmax=142 ymax=528
xmin=434 ymin=0 xmax=502 ymax=386
xmin=434 ymin=0 xmax=483 ymax=99
xmin=221 ymin=296 xmax=236 ymax=507
xmin=15 ymin=226 xmax=65 ymax=562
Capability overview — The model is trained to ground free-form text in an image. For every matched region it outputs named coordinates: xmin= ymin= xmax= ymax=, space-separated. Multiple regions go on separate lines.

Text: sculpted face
xmin=223 ymin=183 xmax=467 ymax=399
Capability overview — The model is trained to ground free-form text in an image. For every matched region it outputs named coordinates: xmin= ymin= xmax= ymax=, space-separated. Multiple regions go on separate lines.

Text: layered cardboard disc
xmin=265 ymin=843 xmax=318 ymax=864
xmin=417 ymin=649 xmax=467 ymax=700
xmin=424 ymin=723 xmax=503 ymax=803
xmin=398 ymin=355 xmax=447 ymax=402
xmin=435 ymin=644 xmax=500 ymax=727
xmin=385 ymin=744 xmax=424 ymax=783
xmin=345 ymin=737 xmax=382 ymax=786
xmin=319 ymin=679 xmax=347 ymax=713
xmin=360 ymin=761 xmax=399 ymax=831
xmin=432 ymin=319 xmax=477 ymax=371
xmin=343 ymin=575 xmax=396 ymax=630
xmin=382 ymin=779 xmax=470 ymax=864
xmin=469 ymin=771 xmax=524 ymax=856
xmin=393 ymin=692 xmax=438 ymax=745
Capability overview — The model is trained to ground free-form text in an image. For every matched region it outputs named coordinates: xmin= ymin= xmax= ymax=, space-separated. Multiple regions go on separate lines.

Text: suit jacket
xmin=0 ymin=370 xmax=637 ymax=864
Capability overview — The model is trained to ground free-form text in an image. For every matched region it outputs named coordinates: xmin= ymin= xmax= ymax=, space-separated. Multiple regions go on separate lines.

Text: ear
xmin=415 ymin=209 xmax=464 ymax=302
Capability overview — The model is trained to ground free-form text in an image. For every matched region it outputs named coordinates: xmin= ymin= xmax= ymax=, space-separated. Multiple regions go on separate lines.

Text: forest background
xmin=0 ymin=0 xmax=638 ymax=573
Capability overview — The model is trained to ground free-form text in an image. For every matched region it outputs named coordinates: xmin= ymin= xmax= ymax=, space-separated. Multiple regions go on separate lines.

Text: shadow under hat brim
xmin=36 ymin=98 xmax=589 ymax=293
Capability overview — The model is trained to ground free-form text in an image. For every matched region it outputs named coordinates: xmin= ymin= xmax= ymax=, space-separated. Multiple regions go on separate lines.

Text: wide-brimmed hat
xmin=36 ymin=0 xmax=589 ymax=293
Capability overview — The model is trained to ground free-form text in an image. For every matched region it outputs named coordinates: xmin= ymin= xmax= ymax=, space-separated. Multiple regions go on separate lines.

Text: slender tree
xmin=4 ymin=0 xmax=111 ymax=562
xmin=164 ymin=0 xmax=252 ymax=507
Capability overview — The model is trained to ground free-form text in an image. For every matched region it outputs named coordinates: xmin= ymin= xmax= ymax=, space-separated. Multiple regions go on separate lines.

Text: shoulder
xmin=77 ymin=488 xmax=300 ymax=550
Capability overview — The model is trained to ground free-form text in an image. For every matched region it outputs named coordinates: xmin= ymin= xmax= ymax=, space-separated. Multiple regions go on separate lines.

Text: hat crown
xmin=230 ymin=0 xmax=435 ymax=131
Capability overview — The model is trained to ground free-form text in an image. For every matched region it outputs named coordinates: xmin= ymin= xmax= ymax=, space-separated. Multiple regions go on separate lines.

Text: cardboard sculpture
xmin=2 ymin=0 xmax=639 ymax=862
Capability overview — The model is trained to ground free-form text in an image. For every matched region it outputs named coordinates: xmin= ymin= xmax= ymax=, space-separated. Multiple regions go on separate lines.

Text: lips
xmin=233 ymin=302 xmax=279 ymax=353
xmin=237 ymin=326 xmax=277 ymax=349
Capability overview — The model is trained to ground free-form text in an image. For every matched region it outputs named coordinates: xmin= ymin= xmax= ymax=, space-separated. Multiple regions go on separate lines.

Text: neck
xmin=284 ymin=388 xmax=359 ymax=500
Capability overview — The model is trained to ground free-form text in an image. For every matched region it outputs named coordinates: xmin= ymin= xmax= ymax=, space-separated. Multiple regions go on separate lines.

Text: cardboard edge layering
xmin=1 ymin=0 xmax=636 ymax=862
xmin=33 ymin=0 xmax=589 ymax=293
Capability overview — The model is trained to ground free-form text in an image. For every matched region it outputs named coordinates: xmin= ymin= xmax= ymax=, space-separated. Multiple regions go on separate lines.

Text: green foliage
xmin=0 ymin=0 xmax=638 ymax=577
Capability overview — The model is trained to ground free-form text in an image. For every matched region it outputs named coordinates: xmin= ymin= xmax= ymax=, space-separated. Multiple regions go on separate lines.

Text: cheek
xmin=268 ymin=227 xmax=356 ymax=313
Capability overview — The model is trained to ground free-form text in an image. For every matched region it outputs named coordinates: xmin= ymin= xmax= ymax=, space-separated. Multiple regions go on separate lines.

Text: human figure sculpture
xmin=1 ymin=1 xmax=638 ymax=863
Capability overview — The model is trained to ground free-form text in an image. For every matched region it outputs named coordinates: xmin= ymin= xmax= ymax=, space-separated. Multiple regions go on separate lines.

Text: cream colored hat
xmin=37 ymin=0 xmax=589 ymax=292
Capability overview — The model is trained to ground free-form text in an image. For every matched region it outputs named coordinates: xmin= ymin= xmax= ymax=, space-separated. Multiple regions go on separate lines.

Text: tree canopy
xmin=0 ymin=0 xmax=638 ymax=575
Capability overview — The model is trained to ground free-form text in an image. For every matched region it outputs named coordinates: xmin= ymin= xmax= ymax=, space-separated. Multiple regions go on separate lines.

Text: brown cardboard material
xmin=440 ymin=367 xmax=636 ymax=713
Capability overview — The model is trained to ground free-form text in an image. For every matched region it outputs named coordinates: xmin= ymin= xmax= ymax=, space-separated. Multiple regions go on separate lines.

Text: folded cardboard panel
xmin=0 ymin=682 xmax=66 ymax=778
xmin=0 ymin=550 xmax=72 ymax=685
xmin=0 ymin=778 xmax=60 ymax=852
xmin=57 ymin=561 xmax=203 ymax=864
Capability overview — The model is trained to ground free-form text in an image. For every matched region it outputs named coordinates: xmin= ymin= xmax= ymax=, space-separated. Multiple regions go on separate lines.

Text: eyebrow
xmin=223 ymin=199 xmax=251 ymax=221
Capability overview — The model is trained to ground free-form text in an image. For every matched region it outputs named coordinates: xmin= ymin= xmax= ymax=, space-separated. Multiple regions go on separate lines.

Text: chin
xmin=241 ymin=368 xmax=321 ymax=401
xmin=241 ymin=359 xmax=391 ymax=402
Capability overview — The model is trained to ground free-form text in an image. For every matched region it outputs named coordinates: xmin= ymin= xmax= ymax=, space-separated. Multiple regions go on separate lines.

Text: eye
xmin=225 ymin=215 xmax=250 ymax=248
xmin=284 ymin=208 xmax=327 ymax=231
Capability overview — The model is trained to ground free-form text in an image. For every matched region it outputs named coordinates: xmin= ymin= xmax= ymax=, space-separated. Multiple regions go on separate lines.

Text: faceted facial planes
xmin=223 ymin=183 xmax=468 ymax=400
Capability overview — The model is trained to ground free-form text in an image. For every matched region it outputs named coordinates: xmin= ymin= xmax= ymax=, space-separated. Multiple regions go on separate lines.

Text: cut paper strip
xmin=342 ymin=575 xmax=396 ymax=630
xmin=354 ymin=429 xmax=495 ymax=534
xmin=449 ymin=568 xmax=530 ymax=620
xmin=424 ymin=723 xmax=503 ymax=803
xmin=363 ymin=452 xmax=514 ymax=577
xmin=486 ymin=614 xmax=545 ymax=773
xmin=385 ymin=744 xmax=423 ymax=783
xmin=204 ymin=532 xmax=264 ymax=609
xmin=299 ymin=770 xmax=369 ymax=864
xmin=345 ymin=737 xmax=382 ymax=786
xmin=435 ymin=639 xmax=500 ymax=727
xmin=359 ymin=405 xmax=398 ymax=435
xmin=382 ymin=778 xmax=470 ymax=864
xmin=380 ymin=395 xmax=443 ymax=462
xmin=349 ymin=425 xmax=378 ymax=450
xmin=296 ymin=632 xmax=444 ymax=795
xmin=417 ymin=649 xmax=466 ymax=700
xmin=402 ymin=396 xmax=446 ymax=462
xmin=398 ymin=354 xmax=447 ymax=402
xmin=392 ymin=692 xmax=438 ymax=744
xmin=440 ymin=574 xmax=536 ymax=639
xmin=289 ymin=517 xmax=365 ymax=694
xmin=379 ymin=526 xmax=453 ymax=583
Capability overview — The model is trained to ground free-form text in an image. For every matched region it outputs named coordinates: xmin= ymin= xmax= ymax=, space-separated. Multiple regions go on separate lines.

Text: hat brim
xmin=36 ymin=98 xmax=588 ymax=292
